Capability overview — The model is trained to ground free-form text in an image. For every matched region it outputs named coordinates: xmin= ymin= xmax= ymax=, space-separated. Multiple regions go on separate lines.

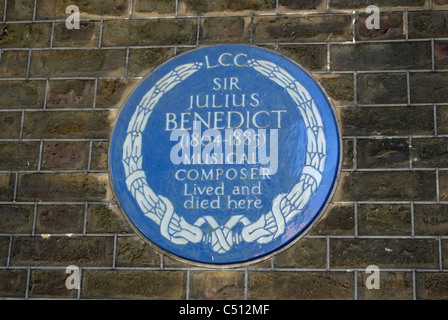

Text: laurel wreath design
xmin=122 ymin=59 xmax=326 ymax=254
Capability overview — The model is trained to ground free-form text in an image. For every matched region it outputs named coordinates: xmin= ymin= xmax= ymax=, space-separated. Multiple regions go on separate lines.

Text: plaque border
xmin=108 ymin=44 xmax=343 ymax=269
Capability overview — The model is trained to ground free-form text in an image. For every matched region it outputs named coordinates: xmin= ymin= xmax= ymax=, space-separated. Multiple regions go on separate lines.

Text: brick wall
xmin=0 ymin=0 xmax=447 ymax=300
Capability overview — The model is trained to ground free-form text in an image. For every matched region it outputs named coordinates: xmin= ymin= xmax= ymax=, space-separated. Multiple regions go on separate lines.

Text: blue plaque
xmin=110 ymin=45 xmax=341 ymax=266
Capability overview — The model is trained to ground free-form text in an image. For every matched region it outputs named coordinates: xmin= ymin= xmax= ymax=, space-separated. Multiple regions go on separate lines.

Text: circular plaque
xmin=110 ymin=45 xmax=341 ymax=266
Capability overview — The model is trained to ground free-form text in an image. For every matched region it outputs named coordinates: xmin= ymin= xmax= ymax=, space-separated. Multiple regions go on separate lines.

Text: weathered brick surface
xmin=47 ymin=80 xmax=95 ymax=109
xmin=416 ymin=273 xmax=448 ymax=300
xmin=357 ymin=73 xmax=408 ymax=104
xmin=441 ymin=171 xmax=448 ymax=201
xmin=41 ymin=141 xmax=90 ymax=170
xmin=29 ymin=269 xmax=78 ymax=298
xmin=338 ymin=106 xmax=434 ymax=136
xmin=0 ymin=173 xmax=14 ymax=201
xmin=357 ymin=272 xmax=413 ymax=300
xmin=7 ymin=1 xmax=38 ymax=21
xmin=179 ymin=0 xmax=276 ymax=15
xmin=1 ymin=0 xmax=447 ymax=301
xmin=35 ymin=204 xmax=85 ymax=234
xmin=0 ymin=270 xmax=27 ymax=297
xmin=308 ymin=204 xmax=354 ymax=236
xmin=410 ymin=72 xmax=448 ymax=103
xmin=0 ymin=141 xmax=40 ymax=170
xmin=435 ymin=41 xmax=448 ymax=69
xmin=86 ymin=204 xmax=133 ymax=234
xmin=6 ymin=0 xmax=35 ymax=21
xmin=17 ymin=173 xmax=112 ymax=202
xmin=82 ymin=270 xmax=186 ymax=299
xmin=0 ymin=80 xmax=46 ymax=109
xmin=0 ymin=112 xmax=21 ymax=138
xmin=409 ymin=11 xmax=448 ymax=38
xmin=330 ymin=238 xmax=439 ymax=269
xmin=314 ymin=73 xmax=354 ymax=105
xmin=438 ymin=106 xmax=448 ymax=135
xmin=0 ymin=205 xmax=34 ymax=234
xmin=253 ymin=14 xmax=353 ymax=42
xmin=342 ymin=139 xmax=354 ymax=169
xmin=279 ymin=44 xmax=328 ymax=71
xmin=189 ymin=270 xmax=245 ymax=300
xmin=22 ymin=110 xmax=116 ymax=139
xmin=29 ymin=50 xmax=126 ymax=77
xmin=414 ymin=204 xmax=448 ymax=236
xmin=330 ymin=0 xmax=427 ymax=9
xmin=10 ymin=236 xmax=114 ymax=267
xmin=0 ymin=237 xmax=9 ymax=265
xmin=133 ymin=0 xmax=177 ymax=17
xmin=200 ymin=17 xmax=251 ymax=44
xmin=0 ymin=0 xmax=4 ymax=22
xmin=101 ymin=19 xmax=198 ymax=47
xmin=127 ymin=48 xmax=175 ymax=77
xmin=90 ymin=141 xmax=109 ymax=171
xmin=115 ymin=236 xmax=161 ymax=267
xmin=279 ymin=0 xmax=325 ymax=12
xmin=163 ymin=253 xmax=195 ymax=268
xmin=443 ymin=239 xmax=448 ymax=269
xmin=0 ymin=23 xmax=52 ymax=48
xmin=248 ymin=271 xmax=353 ymax=299
xmin=36 ymin=0 xmax=130 ymax=19
xmin=274 ymin=238 xmax=327 ymax=268
xmin=355 ymin=11 xmax=405 ymax=40
xmin=357 ymin=204 xmax=412 ymax=236
xmin=53 ymin=22 xmax=100 ymax=48
xmin=95 ymin=79 xmax=138 ymax=109
xmin=330 ymin=42 xmax=432 ymax=71
xmin=434 ymin=0 xmax=448 ymax=7
xmin=334 ymin=171 xmax=436 ymax=201
xmin=412 ymin=138 xmax=448 ymax=168
xmin=0 ymin=50 xmax=29 ymax=77
xmin=356 ymin=138 xmax=410 ymax=169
